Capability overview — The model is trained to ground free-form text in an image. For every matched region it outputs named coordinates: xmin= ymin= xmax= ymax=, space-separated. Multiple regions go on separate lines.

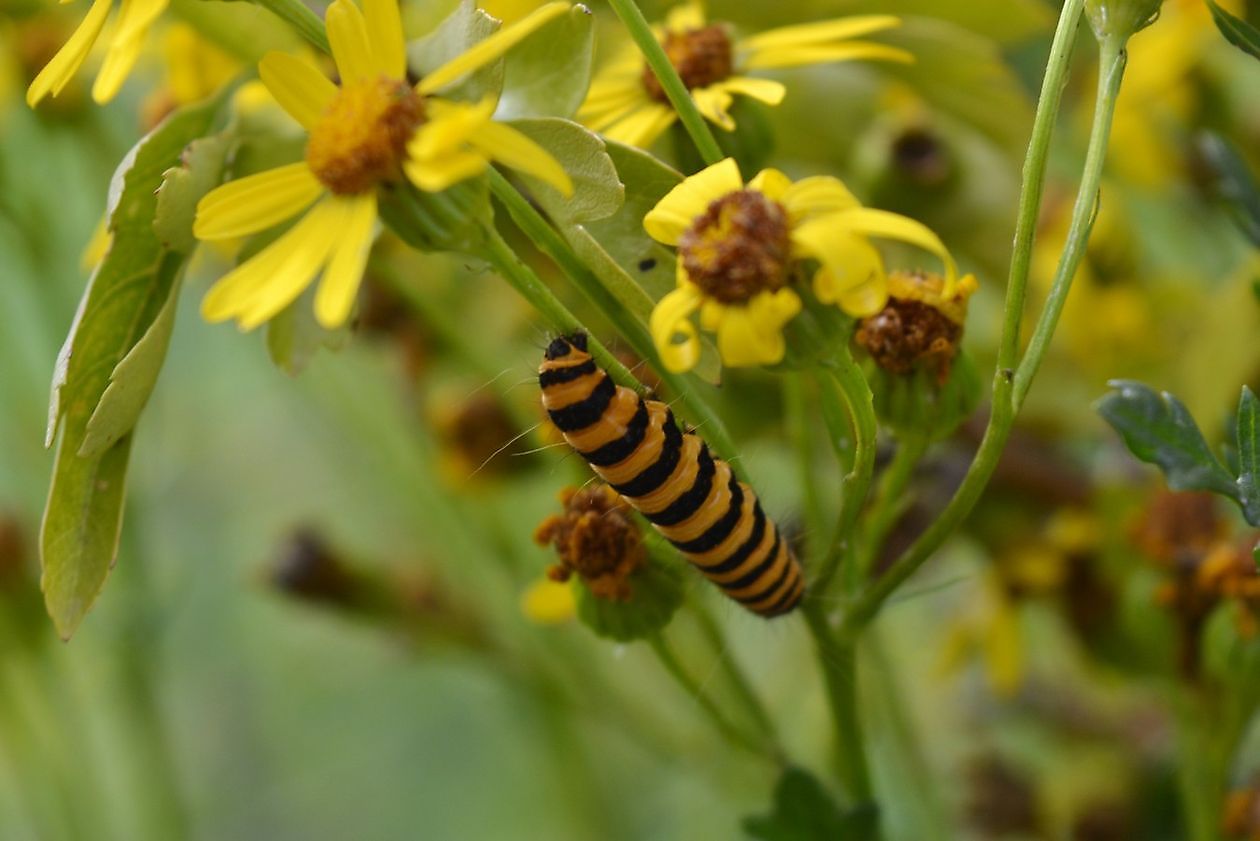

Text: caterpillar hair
xmin=539 ymin=333 xmax=804 ymax=618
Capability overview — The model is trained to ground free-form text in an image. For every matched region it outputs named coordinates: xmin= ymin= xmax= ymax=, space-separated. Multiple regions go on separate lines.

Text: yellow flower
xmin=193 ymin=0 xmax=574 ymax=331
xmin=27 ymin=0 xmax=168 ymax=106
xmin=645 ymin=157 xmax=956 ymax=372
xmin=520 ymin=577 xmax=577 ymax=625
xmin=579 ymin=3 xmax=911 ymax=149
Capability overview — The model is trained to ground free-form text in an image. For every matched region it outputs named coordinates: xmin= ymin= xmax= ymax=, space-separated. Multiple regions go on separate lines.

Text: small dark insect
xmin=637 ymin=257 xmax=657 ymax=272
xmin=539 ymin=334 xmax=804 ymax=618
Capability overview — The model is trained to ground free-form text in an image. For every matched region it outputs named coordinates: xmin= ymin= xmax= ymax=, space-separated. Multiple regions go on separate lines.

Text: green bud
xmin=575 ymin=539 xmax=685 ymax=642
xmin=869 ymin=349 xmax=981 ymax=442
xmin=1086 ymin=0 xmax=1164 ymax=43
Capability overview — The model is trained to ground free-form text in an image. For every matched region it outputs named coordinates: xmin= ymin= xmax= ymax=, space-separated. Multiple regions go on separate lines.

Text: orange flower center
xmin=642 ymin=24 xmax=734 ymax=102
xmin=305 ymin=76 xmax=426 ymax=195
xmin=678 ymin=189 xmax=790 ymax=305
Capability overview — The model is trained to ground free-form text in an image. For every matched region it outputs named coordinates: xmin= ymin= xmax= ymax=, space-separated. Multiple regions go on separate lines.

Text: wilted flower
xmin=534 ymin=485 xmax=646 ymax=601
xmin=855 ymin=269 xmax=978 ymax=384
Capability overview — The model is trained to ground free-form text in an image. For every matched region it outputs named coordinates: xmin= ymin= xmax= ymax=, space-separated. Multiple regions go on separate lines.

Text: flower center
xmin=642 ymin=24 xmax=734 ymax=102
xmin=678 ymin=189 xmax=791 ymax=305
xmin=305 ymin=76 xmax=426 ymax=195
xmin=854 ymin=272 xmax=966 ymax=383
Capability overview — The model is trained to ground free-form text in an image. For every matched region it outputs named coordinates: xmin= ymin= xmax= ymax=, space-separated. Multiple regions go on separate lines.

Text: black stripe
xmin=611 ymin=410 xmax=682 ymax=497
xmin=762 ymin=577 xmax=803 ymax=616
xmin=581 ymin=396 xmax=648 ymax=467
xmin=547 ymin=373 xmax=615 ymax=432
xmin=672 ymin=476 xmax=744 ymax=554
xmin=720 ymin=522 xmax=783 ymax=592
xmin=733 ymin=540 xmax=793 ymax=606
xmin=692 ymin=500 xmax=766 ymax=574
xmin=645 ymin=444 xmax=715 ymax=526
xmin=539 ymin=359 xmax=596 ymax=387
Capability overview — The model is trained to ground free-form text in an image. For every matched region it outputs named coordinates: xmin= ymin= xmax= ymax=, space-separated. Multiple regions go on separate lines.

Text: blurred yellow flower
xmin=645 ymin=157 xmax=956 ymax=372
xmin=27 ymin=0 xmax=167 ymax=106
xmin=194 ymin=0 xmax=574 ymax=331
xmin=579 ymin=2 xmax=911 ymax=148
xmin=520 ymin=577 xmax=577 ymax=625
xmin=938 ymin=572 xmax=1024 ymax=698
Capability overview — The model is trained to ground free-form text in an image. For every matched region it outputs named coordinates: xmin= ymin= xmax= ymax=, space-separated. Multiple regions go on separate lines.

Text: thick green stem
xmin=487 ymin=169 xmax=745 ymax=474
xmin=604 ymin=0 xmax=725 ymax=166
xmin=648 ymin=634 xmax=773 ymax=759
xmin=839 ymin=0 xmax=1127 ymax=639
xmin=802 ymin=601 xmax=873 ymax=811
xmin=245 ymin=0 xmax=330 ymax=53
xmin=813 ymin=354 xmax=878 ymax=594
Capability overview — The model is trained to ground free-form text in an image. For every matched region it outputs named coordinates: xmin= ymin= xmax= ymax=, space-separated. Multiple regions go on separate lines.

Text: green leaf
xmin=266 ymin=283 xmax=351 ymax=376
xmin=408 ymin=1 xmax=503 ymax=102
xmin=153 ymin=134 xmax=231 ymax=253
xmin=496 ymin=3 xmax=594 ymax=120
xmin=575 ymin=542 xmax=683 ymax=642
xmin=42 ymin=94 xmax=227 ymax=639
xmin=1238 ymin=386 xmax=1260 ymax=526
xmin=378 ymin=177 xmax=493 ymax=254
xmin=743 ymin=767 xmax=875 ymax=841
xmin=1198 ymin=133 xmax=1260 ymax=247
xmin=1097 ymin=380 xmax=1239 ymax=501
xmin=504 ymin=117 xmax=623 ymax=224
xmin=1206 ymin=0 xmax=1260 ymax=60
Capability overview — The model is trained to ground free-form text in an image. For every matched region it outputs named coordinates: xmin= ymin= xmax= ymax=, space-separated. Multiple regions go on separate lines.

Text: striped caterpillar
xmin=539 ymin=334 xmax=804 ymax=618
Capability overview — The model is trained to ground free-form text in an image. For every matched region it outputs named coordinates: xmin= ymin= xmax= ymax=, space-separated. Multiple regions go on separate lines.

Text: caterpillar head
xmin=544 ymin=333 xmax=589 ymax=361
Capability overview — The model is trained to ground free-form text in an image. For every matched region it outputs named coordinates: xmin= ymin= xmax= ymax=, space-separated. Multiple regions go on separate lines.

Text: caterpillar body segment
xmin=539 ymin=334 xmax=804 ymax=618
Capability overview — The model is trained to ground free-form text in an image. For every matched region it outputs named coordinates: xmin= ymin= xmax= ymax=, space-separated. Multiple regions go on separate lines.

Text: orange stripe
xmin=630 ymin=434 xmax=702 ymax=514
xmin=563 ymin=386 xmax=639 ymax=452
xmin=597 ymin=400 xmax=669 ymax=486
xmin=656 ymin=459 xmax=733 ymax=544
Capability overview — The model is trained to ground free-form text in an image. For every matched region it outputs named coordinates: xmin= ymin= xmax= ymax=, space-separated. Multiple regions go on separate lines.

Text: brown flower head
xmin=678 ymin=189 xmax=792 ymax=305
xmin=534 ymin=485 xmax=646 ymax=601
xmin=855 ymin=270 xmax=978 ymax=383
xmin=642 ymin=24 xmax=734 ymax=101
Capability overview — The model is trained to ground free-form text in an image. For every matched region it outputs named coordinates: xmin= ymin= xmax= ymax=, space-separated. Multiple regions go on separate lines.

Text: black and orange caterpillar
xmin=539 ymin=334 xmax=804 ymax=618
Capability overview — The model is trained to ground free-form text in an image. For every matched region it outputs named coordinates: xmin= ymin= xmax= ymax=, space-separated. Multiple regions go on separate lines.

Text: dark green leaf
xmin=42 ymin=94 xmax=227 ymax=639
xmin=407 ymin=1 xmax=503 ymax=102
xmin=504 ymin=117 xmax=622 ymax=224
xmin=1238 ymin=386 xmax=1260 ymax=525
xmin=743 ymin=766 xmax=875 ymax=841
xmin=1096 ymin=380 xmax=1239 ymax=501
xmin=575 ymin=541 xmax=683 ymax=642
xmin=496 ymin=4 xmax=594 ymax=120
xmin=378 ymin=177 xmax=492 ymax=254
xmin=1206 ymin=0 xmax=1260 ymax=60
xmin=1197 ymin=133 xmax=1260 ymax=246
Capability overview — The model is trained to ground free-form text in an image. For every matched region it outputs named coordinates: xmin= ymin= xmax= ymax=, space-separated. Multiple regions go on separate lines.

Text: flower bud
xmin=1085 ymin=0 xmax=1163 ymax=42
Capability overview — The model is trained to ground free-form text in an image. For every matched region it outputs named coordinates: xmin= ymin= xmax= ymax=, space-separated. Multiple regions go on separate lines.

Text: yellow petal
xmin=578 ymin=78 xmax=646 ymax=125
xmin=747 ymin=168 xmax=791 ymax=202
xmin=404 ymin=150 xmax=488 ymax=192
xmin=744 ymin=42 xmax=914 ymax=71
xmin=665 ymin=1 xmax=706 ymax=31
xmin=649 ymin=284 xmax=704 ymax=373
xmin=644 ymin=157 xmax=741 ymax=245
xmin=93 ymin=28 xmax=145 ymax=104
xmin=326 ymin=0 xmax=374 ymax=84
xmin=691 ymin=85 xmax=735 ymax=131
xmin=807 ymin=236 xmax=887 ymax=317
xmin=110 ymin=0 xmax=166 ymax=49
xmin=467 ymin=120 xmax=573 ymax=195
xmin=314 ymin=193 xmax=377 ymax=327
xmin=717 ymin=76 xmax=785 ymax=106
xmin=418 ymin=1 xmax=570 ymax=95
xmin=599 ymin=104 xmax=676 ymax=149
xmin=362 ymin=0 xmax=405 ymax=78
xmin=839 ymin=207 xmax=958 ymax=291
xmin=26 ymin=0 xmax=112 ymax=106
xmin=782 ymin=176 xmax=859 ymax=220
xmin=740 ymin=16 xmax=901 ymax=50
xmin=195 ymin=163 xmax=324 ymax=241
xmin=520 ymin=577 xmax=576 ymax=625
xmin=259 ymin=51 xmax=337 ymax=129
xmin=404 ymin=98 xmax=496 ymax=191
xmin=713 ymin=289 xmax=800 ymax=367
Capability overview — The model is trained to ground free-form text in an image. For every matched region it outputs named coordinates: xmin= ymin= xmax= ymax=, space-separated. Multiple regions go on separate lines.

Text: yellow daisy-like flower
xmin=579 ymin=2 xmax=911 ymax=149
xmin=193 ymin=0 xmax=574 ymax=330
xmin=645 ymin=158 xmax=956 ymax=372
xmin=27 ymin=0 xmax=167 ymax=106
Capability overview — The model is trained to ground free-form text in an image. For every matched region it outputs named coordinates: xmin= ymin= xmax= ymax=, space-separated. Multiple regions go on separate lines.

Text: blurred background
xmin=1 ymin=0 xmax=1260 ymax=838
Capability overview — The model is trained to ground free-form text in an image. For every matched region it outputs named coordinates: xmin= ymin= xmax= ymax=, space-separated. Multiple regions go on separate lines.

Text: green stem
xmin=487 ymin=168 xmax=745 ymax=474
xmin=784 ymin=374 xmax=829 ymax=558
xmin=245 ymin=0 xmax=330 ymax=53
xmin=839 ymin=0 xmax=1123 ymax=639
xmin=604 ymin=0 xmax=725 ymax=166
xmin=690 ymin=600 xmax=780 ymax=749
xmin=483 ymin=229 xmax=640 ymax=388
xmin=813 ymin=353 xmax=878 ymax=594
xmin=802 ymin=601 xmax=873 ymax=811
xmin=647 ymin=633 xmax=772 ymax=759
xmin=858 ymin=435 xmax=928 ymax=578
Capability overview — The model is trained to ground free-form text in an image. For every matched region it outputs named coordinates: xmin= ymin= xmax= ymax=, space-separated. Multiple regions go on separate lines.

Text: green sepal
xmin=869 ymin=349 xmax=982 ymax=442
xmin=574 ymin=537 xmax=683 ymax=642
xmin=378 ymin=176 xmax=492 ymax=255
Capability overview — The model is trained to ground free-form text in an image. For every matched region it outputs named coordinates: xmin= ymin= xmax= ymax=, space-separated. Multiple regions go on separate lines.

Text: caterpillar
xmin=539 ymin=334 xmax=804 ymax=618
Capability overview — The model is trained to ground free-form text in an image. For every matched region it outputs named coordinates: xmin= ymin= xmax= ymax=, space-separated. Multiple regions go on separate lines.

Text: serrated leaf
xmin=266 ymin=282 xmax=351 ymax=376
xmin=505 ymin=117 xmax=622 ymax=224
xmin=1237 ymin=386 xmax=1260 ymax=526
xmin=154 ymin=134 xmax=231 ymax=253
xmin=743 ymin=767 xmax=875 ymax=841
xmin=1198 ymin=133 xmax=1260 ymax=247
xmin=408 ymin=1 xmax=503 ymax=103
xmin=1207 ymin=0 xmax=1260 ymax=60
xmin=1096 ymin=380 xmax=1239 ymax=501
xmin=575 ymin=545 xmax=683 ymax=642
xmin=42 ymin=94 xmax=227 ymax=639
xmin=496 ymin=4 xmax=593 ymax=120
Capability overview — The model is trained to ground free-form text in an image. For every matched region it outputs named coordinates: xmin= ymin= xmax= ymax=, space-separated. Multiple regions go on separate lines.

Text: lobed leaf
xmin=1206 ymin=0 xmax=1260 ymax=61
xmin=42 ymin=94 xmax=228 ymax=639
xmin=505 ymin=117 xmax=623 ymax=224
xmin=408 ymin=1 xmax=504 ymax=103
xmin=1238 ymin=386 xmax=1260 ymax=525
xmin=743 ymin=766 xmax=875 ymax=841
xmin=1096 ymin=380 xmax=1239 ymax=500
xmin=496 ymin=4 xmax=594 ymax=121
